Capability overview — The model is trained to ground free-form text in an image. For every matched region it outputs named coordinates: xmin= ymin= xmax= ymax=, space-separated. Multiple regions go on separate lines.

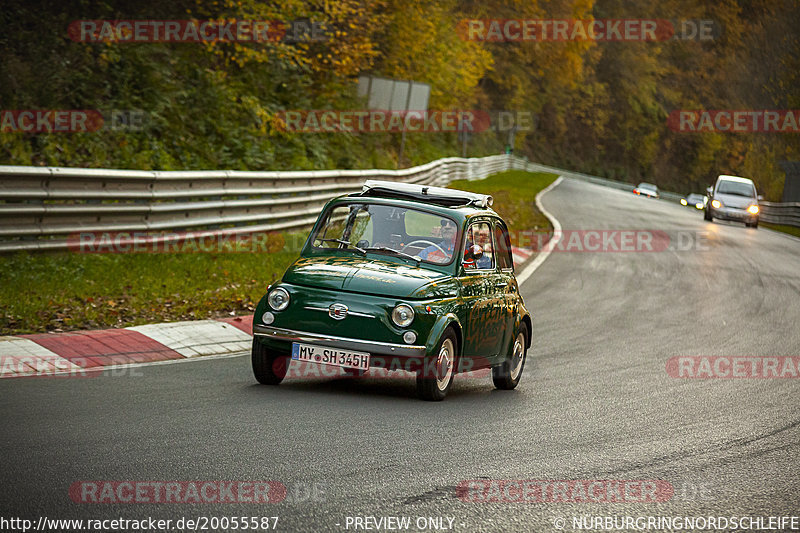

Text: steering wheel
xmin=401 ymin=240 xmax=447 ymax=256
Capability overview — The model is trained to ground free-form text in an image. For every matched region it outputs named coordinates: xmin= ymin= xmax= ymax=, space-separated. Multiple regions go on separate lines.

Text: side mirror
xmin=757 ymin=195 xmax=764 ymax=201
xmin=463 ymin=244 xmax=484 ymax=264
xmin=706 ymin=186 xmax=713 ymax=195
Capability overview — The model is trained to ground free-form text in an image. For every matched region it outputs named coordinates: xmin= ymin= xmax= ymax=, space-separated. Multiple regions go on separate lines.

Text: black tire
xmin=704 ymin=209 xmax=713 ymax=222
xmin=492 ymin=323 xmax=528 ymax=390
xmin=416 ymin=329 xmax=458 ymax=401
xmin=749 ymin=220 xmax=758 ymax=229
xmin=251 ymin=338 xmax=288 ymax=385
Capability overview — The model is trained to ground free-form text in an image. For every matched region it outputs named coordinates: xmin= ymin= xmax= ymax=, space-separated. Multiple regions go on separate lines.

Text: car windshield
xmin=717 ymin=180 xmax=756 ymax=197
xmin=638 ymin=183 xmax=657 ymax=191
xmin=311 ymin=202 xmax=459 ymax=265
xmin=687 ymin=194 xmax=704 ymax=202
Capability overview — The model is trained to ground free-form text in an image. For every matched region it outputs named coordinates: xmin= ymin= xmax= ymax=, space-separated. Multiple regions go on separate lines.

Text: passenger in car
xmin=419 ymin=219 xmax=457 ymax=263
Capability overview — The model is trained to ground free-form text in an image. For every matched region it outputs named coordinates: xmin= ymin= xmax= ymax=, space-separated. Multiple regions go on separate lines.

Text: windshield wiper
xmin=318 ymin=238 xmax=366 ymax=254
xmin=364 ymin=246 xmax=420 ymax=264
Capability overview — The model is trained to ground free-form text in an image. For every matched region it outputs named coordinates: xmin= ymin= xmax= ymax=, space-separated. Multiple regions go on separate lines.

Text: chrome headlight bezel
xmin=267 ymin=287 xmax=290 ymax=311
xmin=391 ymin=304 xmax=415 ymax=328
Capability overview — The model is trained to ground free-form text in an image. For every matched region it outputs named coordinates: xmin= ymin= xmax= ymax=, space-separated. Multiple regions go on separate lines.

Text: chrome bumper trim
xmin=303 ymin=305 xmax=375 ymax=318
xmin=253 ymin=324 xmax=426 ymax=357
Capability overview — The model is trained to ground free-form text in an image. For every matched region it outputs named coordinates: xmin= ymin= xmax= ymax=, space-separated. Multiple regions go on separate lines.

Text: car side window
xmin=494 ymin=222 xmax=513 ymax=271
xmin=463 ymin=221 xmax=494 ymax=271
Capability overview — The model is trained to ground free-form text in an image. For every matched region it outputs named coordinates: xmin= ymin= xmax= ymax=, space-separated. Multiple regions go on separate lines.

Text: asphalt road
xmin=2 ymin=177 xmax=799 ymax=532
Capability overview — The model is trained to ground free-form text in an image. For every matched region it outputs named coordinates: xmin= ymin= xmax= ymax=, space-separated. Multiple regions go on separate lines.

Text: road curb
xmin=0 ymin=316 xmax=254 ymax=378
xmin=516 ymin=176 xmax=564 ymax=286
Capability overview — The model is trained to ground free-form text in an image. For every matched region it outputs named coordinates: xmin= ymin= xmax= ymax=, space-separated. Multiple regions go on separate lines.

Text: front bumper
xmin=253 ymin=324 xmax=426 ymax=358
xmin=709 ymin=206 xmax=758 ymax=223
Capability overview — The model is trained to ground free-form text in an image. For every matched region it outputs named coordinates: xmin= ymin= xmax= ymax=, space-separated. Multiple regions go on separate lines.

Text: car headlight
xmin=711 ymin=199 xmax=722 ymax=209
xmin=747 ymin=205 xmax=759 ymax=214
xmin=681 ymin=199 xmax=688 ymax=206
xmin=695 ymin=203 xmax=703 ymax=209
xmin=267 ymin=287 xmax=290 ymax=311
xmin=391 ymin=304 xmax=415 ymax=327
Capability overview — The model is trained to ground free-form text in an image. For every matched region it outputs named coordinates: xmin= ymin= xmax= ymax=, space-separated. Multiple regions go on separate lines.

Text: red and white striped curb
xmin=0 ymin=316 xmax=253 ymax=378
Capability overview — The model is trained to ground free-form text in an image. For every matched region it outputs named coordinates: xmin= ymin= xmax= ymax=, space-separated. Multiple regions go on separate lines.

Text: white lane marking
xmin=127 ymin=320 xmax=251 ymax=357
xmin=516 ymin=176 xmax=564 ymax=286
xmin=762 ymin=226 xmax=800 ymax=244
xmin=0 ymin=336 xmax=81 ymax=376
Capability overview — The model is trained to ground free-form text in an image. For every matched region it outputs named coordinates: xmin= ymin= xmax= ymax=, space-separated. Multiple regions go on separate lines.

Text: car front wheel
xmin=704 ymin=208 xmax=713 ymax=221
xmin=492 ymin=324 xmax=528 ymax=390
xmin=252 ymin=338 xmax=289 ymax=385
xmin=416 ymin=329 xmax=457 ymax=401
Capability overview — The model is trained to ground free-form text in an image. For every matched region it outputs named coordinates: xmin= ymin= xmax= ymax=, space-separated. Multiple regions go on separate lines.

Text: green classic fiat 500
xmin=252 ymin=180 xmax=532 ymax=400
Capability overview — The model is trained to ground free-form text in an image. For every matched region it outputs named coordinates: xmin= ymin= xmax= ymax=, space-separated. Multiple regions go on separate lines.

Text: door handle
xmin=496 ymin=282 xmax=508 ymax=288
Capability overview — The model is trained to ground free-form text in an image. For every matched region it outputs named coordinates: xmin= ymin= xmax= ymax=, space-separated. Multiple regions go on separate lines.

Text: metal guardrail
xmin=4 ymin=155 xmax=796 ymax=253
xmin=759 ymin=201 xmax=800 ymax=227
xmin=0 ymin=155 xmax=516 ymax=253
xmin=521 ymin=161 xmax=684 ymax=201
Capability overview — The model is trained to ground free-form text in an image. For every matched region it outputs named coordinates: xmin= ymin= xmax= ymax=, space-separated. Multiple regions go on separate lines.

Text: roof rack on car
xmin=358 ymin=180 xmax=493 ymax=208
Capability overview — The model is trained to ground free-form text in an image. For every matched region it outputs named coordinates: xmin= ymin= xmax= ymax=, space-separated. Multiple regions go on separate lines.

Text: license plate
xmin=291 ymin=342 xmax=370 ymax=371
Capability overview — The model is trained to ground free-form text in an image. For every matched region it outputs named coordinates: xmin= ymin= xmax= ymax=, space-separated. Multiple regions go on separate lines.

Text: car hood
xmin=282 ymin=256 xmax=456 ymax=298
xmin=716 ymin=193 xmax=756 ymax=209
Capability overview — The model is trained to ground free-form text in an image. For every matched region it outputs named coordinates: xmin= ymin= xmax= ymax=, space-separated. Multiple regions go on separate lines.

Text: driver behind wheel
xmin=418 ymin=219 xmax=457 ymax=263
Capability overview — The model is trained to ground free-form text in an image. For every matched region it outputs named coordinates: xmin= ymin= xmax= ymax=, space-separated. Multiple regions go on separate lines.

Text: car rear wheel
xmin=252 ymin=338 xmax=289 ymax=385
xmin=492 ymin=324 xmax=528 ymax=390
xmin=416 ymin=329 xmax=457 ymax=401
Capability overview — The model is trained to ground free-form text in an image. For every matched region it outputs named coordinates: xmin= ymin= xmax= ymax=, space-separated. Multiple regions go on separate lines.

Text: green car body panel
xmin=253 ymin=194 xmax=532 ymax=372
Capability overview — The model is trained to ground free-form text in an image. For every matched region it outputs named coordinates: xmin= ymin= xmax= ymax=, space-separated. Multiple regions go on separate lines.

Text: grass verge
xmin=0 ymin=170 xmax=557 ymax=334
xmin=449 ymin=170 xmax=557 ymax=237
xmin=761 ymin=222 xmax=800 ymax=239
